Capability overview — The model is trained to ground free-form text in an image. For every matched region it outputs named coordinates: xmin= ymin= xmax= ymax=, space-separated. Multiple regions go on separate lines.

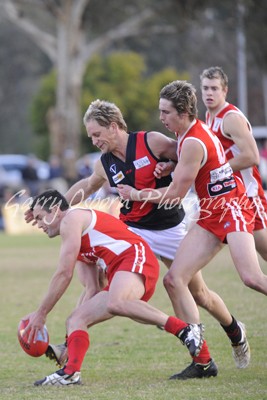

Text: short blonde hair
xmin=83 ymin=99 xmax=127 ymax=131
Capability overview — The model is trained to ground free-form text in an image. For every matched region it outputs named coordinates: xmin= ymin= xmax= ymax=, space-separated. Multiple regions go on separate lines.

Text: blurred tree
xmin=244 ymin=0 xmax=267 ymax=122
xmin=31 ymin=51 xmax=188 ymax=157
xmin=0 ymin=0 xmax=167 ymax=165
xmin=0 ymin=0 xmax=209 ymax=163
xmin=1 ymin=0 xmax=266 ymax=160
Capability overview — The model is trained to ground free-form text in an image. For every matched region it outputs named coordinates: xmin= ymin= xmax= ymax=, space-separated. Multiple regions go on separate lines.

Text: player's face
xmin=85 ymin=119 xmax=116 ymax=153
xmin=159 ymin=98 xmax=184 ymax=135
xmin=201 ymin=77 xmax=227 ymax=111
xmin=33 ymin=205 xmax=60 ymax=238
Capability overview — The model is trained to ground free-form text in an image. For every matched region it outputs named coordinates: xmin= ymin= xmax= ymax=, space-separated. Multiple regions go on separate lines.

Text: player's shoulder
xmin=147 ymin=130 xmax=176 ymax=144
xmin=61 ymin=208 xmax=92 ymax=235
xmin=92 ymin=158 xmax=106 ymax=178
xmin=63 ymin=207 xmax=90 ymax=224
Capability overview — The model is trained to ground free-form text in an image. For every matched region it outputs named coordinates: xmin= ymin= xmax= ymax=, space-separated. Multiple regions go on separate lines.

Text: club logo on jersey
xmin=212 ymin=117 xmax=222 ymax=132
xmin=110 ymin=164 xmax=117 ymax=174
xmin=112 ymin=171 xmax=125 ymax=184
xmin=133 ymin=156 xmax=150 ymax=170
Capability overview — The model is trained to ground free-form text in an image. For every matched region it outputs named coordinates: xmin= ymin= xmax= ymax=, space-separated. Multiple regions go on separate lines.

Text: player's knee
xmin=66 ymin=311 xmax=82 ymax=332
xmin=258 ymin=250 xmax=267 ymax=262
xmin=66 ymin=314 xmax=75 ymax=332
xmin=163 ymin=271 xmax=183 ymax=292
xmin=107 ymin=299 xmax=125 ymax=316
xmin=241 ymin=274 xmax=261 ymax=290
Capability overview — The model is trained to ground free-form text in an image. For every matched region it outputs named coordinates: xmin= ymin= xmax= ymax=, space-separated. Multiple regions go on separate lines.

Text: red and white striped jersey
xmin=206 ymin=102 xmax=263 ymax=198
xmin=176 ymin=119 xmax=254 ymax=240
xmin=78 ymin=208 xmax=149 ymax=271
xmin=177 ymin=119 xmax=245 ymax=209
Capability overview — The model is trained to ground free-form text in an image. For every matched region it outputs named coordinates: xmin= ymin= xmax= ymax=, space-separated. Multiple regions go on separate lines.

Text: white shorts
xmin=129 ymin=222 xmax=187 ymax=261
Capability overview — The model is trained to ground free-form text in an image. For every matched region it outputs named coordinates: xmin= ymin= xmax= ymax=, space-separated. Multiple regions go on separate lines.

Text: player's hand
xmin=81 ymin=254 xmax=98 ymax=265
xmin=24 ymin=208 xmax=37 ymax=225
xmin=22 ymin=312 xmax=46 ymax=344
xmin=117 ymin=184 xmax=140 ymax=201
xmin=154 ymin=161 xmax=176 ymax=179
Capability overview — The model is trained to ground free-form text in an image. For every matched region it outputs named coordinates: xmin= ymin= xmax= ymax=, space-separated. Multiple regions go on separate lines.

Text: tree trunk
xmin=46 ymin=3 xmax=86 ymax=182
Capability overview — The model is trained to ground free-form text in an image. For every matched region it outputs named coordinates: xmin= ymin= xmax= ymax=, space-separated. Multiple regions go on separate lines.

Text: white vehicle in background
xmin=0 ymin=154 xmax=49 ymax=188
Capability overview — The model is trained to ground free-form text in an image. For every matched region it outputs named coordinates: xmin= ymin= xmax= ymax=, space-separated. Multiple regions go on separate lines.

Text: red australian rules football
xmin=17 ymin=319 xmax=49 ymax=357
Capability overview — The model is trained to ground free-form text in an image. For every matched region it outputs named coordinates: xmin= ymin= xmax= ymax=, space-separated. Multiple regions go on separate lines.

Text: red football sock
xmin=193 ymin=340 xmax=211 ymax=364
xmin=64 ymin=330 xmax=89 ymax=374
xmin=164 ymin=316 xmax=188 ymax=335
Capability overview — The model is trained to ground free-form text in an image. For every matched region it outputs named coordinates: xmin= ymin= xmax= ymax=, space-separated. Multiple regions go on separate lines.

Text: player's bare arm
xmin=146 ymin=131 xmax=178 ymax=178
xmin=223 ymin=112 xmax=260 ymax=171
xmin=65 ymin=160 xmax=107 ymax=205
xmin=147 ymin=131 xmax=178 ymax=161
xmin=154 ymin=160 xmax=176 ymax=179
xmin=24 ymin=212 xmax=85 ymax=343
xmin=118 ymin=139 xmax=202 ymax=204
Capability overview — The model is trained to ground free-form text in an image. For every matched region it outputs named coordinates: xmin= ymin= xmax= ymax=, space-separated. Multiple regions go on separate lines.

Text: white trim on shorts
xmin=129 ymin=222 xmax=187 ymax=261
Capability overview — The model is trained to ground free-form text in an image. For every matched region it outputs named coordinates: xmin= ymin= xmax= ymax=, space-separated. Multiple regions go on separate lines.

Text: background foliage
xmin=31 ymin=52 xmax=187 ymax=158
xmin=0 ymin=0 xmax=266 ymax=158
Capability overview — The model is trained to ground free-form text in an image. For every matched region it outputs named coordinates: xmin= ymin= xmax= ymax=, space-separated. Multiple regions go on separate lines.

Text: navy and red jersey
xmin=101 ymin=131 xmax=185 ymax=230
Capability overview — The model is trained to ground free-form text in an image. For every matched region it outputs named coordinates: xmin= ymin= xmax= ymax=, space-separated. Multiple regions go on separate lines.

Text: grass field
xmin=0 ymin=232 xmax=267 ymax=400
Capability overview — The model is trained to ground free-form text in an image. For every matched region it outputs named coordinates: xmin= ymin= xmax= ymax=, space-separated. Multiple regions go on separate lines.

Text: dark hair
xmin=30 ymin=189 xmax=69 ymax=213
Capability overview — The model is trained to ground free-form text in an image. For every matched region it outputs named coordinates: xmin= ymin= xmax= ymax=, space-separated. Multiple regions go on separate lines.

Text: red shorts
xmin=197 ymin=199 xmax=254 ymax=242
xmin=249 ymin=191 xmax=267 ymax=231
xmin=103 ymin=241 xmax=159 ymax=302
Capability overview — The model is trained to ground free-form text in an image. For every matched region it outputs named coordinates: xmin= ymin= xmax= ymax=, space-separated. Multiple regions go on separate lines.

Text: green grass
xmin=0 ymin=232 xmax=267 ymax=399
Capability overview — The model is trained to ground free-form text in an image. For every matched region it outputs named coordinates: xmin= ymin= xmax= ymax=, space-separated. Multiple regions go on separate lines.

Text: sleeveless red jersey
xmin=76 ymin=208 xmax=159 ymax=301
xmin=177 ymin=119 xmax=247 ymax=217
xmin=78 ymin=208 xmax=154 ymax=270
xmin=206 ymin=103 xmax=264 ymax=198
xmin=206 ymin=103 xmax=267 ymax=230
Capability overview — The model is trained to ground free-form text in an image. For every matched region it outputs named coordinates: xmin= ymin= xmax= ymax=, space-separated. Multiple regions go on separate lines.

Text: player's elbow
xmin=249 ymin=147 xmax=260 ymax=166
xmin=58 ymin=268 xmax=73 ymax=285
xmin=253 ymin=152 xmax=260 ymax=166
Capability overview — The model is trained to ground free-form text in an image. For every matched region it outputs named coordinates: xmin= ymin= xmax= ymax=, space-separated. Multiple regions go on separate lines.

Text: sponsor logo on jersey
xmin=133 ymin=156 xmax=150 ymax=170
xmin=210 ymin=184 xmax=223 ymax=192
xmin=207 ymin=177 xmax=237 ymax=197
xmin=224 ymin=221 xmax=231 ymax=229
xmin=223 ymin=178 xmax=236 ymax=188
xmin=112 ymin=171 xmax=125 ymax=184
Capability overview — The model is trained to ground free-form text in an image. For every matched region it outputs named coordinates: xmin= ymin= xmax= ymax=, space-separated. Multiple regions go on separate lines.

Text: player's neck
xmin=111 ymin=132 xmax=128 ymax=162
xmin=207 ymin=101 xmax=227 ymax=119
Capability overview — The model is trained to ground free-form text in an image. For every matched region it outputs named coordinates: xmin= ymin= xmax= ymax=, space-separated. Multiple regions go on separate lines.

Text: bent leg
xmin=67 ymin=290 xmax=114 ymax=335
xmin=164 ymin=224 xmax=222 ymax=324
xmin=107 ymin=271 xmax=171 ymax=326
xmin=254 ymin=228 xmax=267 ymax=261
xmin=161 ymin=249 xmax=232 ymax=325
xmin=75 ymin=261 xmax=101 ymax=307
xmin=188 ymin=271 xmax=232 ymax=326
xmin=228 ymin=231 xmax=267 ymax=294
